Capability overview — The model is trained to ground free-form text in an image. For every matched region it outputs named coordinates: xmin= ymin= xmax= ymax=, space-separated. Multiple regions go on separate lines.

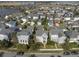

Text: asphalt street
xmin=0 ymin=51 xmax=79 ymax=57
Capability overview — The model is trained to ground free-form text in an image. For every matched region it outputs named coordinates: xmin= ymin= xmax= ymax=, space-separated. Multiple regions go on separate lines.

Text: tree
xmin=16 ymin=44 xmax=29 ymax=51
xmin=62 ymin=39 xmax=70 ymax=52
xmin=11 ymin=32 xmax=17 ymax=43
xmin=0 ymin=39 xmax=11 ymax=48
xmin=47 ymin=32 xmax=56 ymax=48
xmin=22 ymin=24 xmax=27 ymax=29
xmin=29 ymin=42 xmax=43 ymax=51
xmin=42 ymin=16 xmax=48 ymax=30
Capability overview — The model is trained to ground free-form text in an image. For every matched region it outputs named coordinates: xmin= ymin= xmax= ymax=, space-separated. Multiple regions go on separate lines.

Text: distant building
xmin=0 ymin=29 xmax=12 ymax=41
xmin=5 ymin=21 xmax=16 ymax=28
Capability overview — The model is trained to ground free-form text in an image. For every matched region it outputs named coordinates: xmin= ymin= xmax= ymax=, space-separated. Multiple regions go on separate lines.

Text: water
xmin=0 ymin=8 xmax=20 ymax=17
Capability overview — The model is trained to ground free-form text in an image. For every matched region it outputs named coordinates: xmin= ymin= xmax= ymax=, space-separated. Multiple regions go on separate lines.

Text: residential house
xmin=36 ymin=29 xmax=48 ymax=44
xmin=47 ymin=15 xmax=53 ymax=21
xmin=64 ymin=31 xmax=79 ymax=43
xmin=32 ymin=14 xmax=39 ymax=20
xmin=49 ymin=27 xmax=66 ymax=44
xmin=49 ymin=9 xmax=55 ymax=14
xmin=39 ymin=14 xmax=46 ymax=19
xmin=74 ymin=17 xmax=79 ymax=21
xmin=36 ymin=25 xmax=44 ymax=31
xmin=21 ymin=17 xmax=28 ymax=23
xmin=5 ymin=21 xmax=16 ymax=28
xmin=0 ymin=28 xmax=12 ymax=41
xmin=27 ymin=14 xmax=32 ymax=19
xmin=30 ymin=21 xmax=35 ymax=26
xmin=17 ymin=26 xmax=33 ymax=44
xmin=72 ymin=21 xmax=79 ymax=28
xmin=63 ymin=12 xmax=73 ymax=17
xmin=0 ymin=22 xmax=5 ymax=31
xmin=37 ymin=19 xmax=42 ymax=25
xmin=64 ymin=17 xmax=71 ymax=21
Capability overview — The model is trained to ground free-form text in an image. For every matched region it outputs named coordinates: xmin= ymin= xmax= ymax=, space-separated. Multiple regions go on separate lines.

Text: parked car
xmin=57 ymin=55 xmax=62 ymax=57
xmin=63 ymin=51 xmax=71 ymax=55
xmin=16 ymin=51 xmax=24 ymax=56
xmin=30 ymin=54 xmax=36 ymax=57
xmin=71 ymin=51 xmax=78 ymax=55
xmin=0 ymin=52 xmax=4 ymax=57
xmin=50 ymin=55 xmax=55 ymax=57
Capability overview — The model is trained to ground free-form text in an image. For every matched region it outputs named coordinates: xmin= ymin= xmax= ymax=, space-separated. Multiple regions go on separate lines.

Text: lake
xmin=0 ymin=8 xmax=20 ymax=17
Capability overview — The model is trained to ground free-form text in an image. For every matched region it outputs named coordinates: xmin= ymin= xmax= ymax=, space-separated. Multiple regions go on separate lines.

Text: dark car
xmin=63 ymin=51 xmax=71 ymax=55
xmin=71 ymin=51 xmax=78 ymax=55
xmin=0 ymin=52 xmax=4 ymax=57
xmin=17 ymin=51 xmax=24 ymax=56
xmin=57 ymin=55 xmax=61 ymax=57
xmin=30 ymin=54 xmax=36 ymax=57
xmin=50 ymin=55 xmax=55 ymax=57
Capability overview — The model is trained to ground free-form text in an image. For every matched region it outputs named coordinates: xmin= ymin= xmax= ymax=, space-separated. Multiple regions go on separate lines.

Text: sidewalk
xmin=39 ymin=48 xmax=79 ymax=51
xmin=39 ymin=49 xmax=63 ymax=51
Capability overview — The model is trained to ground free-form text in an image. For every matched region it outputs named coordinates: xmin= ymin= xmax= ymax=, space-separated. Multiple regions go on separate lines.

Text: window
xmin=25 ymin=40 xmax=27 ymax=43
xmin=23 ymin=40 xmax=24 ymax=42
xmin=20 ymin=40 xmax=22 ymax=42
xmin=43 ymin=37 xmax=46 ymax=40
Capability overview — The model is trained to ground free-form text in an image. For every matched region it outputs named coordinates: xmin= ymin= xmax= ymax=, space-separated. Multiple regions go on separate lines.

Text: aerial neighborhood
xmin=0 ymin=2 xmax=79 ymax=53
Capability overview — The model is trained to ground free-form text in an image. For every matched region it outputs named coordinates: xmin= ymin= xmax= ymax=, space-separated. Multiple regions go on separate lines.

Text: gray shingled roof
xmin=36 ymin=29 xmax=47 ymax=36
xmin=0 ymin=28 xmax=12 ymax=35
xmin=36 ymin=25 xmax=44 ymax=30
xmin=50 ymin=27 xmax=63 ymax=34
xmin=17 ymin=26 xmax=33 ymax=36
xmin=0 ymin=22 xmax=5 ymax=29
xmin=7 ymin=21 xmax=16 ymax=26
xmin=49 ymin=27 xmax=65 ymax=37
xmin=64 ymin=31 xmax=79 ymax=38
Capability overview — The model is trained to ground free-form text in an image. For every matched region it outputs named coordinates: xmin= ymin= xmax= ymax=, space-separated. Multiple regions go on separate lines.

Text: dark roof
xmin=7 ymin=21 xmax=16 ymax=26
xmin=0 ymin=28 xmax=12 ymax=35
xmin=36 ymin=30 xmax=47 ymax=36
xmin=17 ymin=26 xmax=33 ymax=36
xmin=64 ymin=31 xmax=78 ymax=38
xmin=0 ymin=22 xmax=5 ymax=29
xmin=50 ymin=27 xmax=65 ymax=37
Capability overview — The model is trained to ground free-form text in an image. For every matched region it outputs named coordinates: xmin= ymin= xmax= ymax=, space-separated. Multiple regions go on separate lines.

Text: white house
xmin=47 ymin=16 xmax=53 ymax=20
xmin=25 ymin=10 xmax=30 ymax=14
xmin=49 ymin=27 xmax=66 ymax=44
xmin=21 ymin=17 xmax=28 ymax=22
xmin=37 ymin=20 xmax=41 ymax=25
xmin=30 ymin=21 xmax=35 ymax=26
xmin=40 ymin=14 xmax=45 ymax=19
xmin=36 ymin=29 xmax=48 ymax=44
xmin=74 ymin=17 xmax=79 ymax=21
xmin=0 ymin=29 xmax=10 ymax=41
xmin=17 ymin=26 xmax=33 ymax=44
xmin=0 ymin=34 xmax=8 ymax=41
xmin=17 ymin=35 xmax=29 ymax=44
xmin=27 ymin=14 xmax=32 ymax=19
xmin=5 ymin=15 xmax=9 ymax=19
xmin=32 ymin=14 xmax=39 ymax=20
xmin=64 ymin=17 xmax=71 ymax=21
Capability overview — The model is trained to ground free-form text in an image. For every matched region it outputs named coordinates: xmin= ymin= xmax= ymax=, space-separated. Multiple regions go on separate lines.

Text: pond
xmin=0 ymin=8 xmax=20 ymax=17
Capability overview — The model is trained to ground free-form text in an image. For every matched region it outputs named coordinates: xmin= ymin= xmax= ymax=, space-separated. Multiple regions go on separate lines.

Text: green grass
xmin=69 ymin=42 xmax=79 ymax=48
